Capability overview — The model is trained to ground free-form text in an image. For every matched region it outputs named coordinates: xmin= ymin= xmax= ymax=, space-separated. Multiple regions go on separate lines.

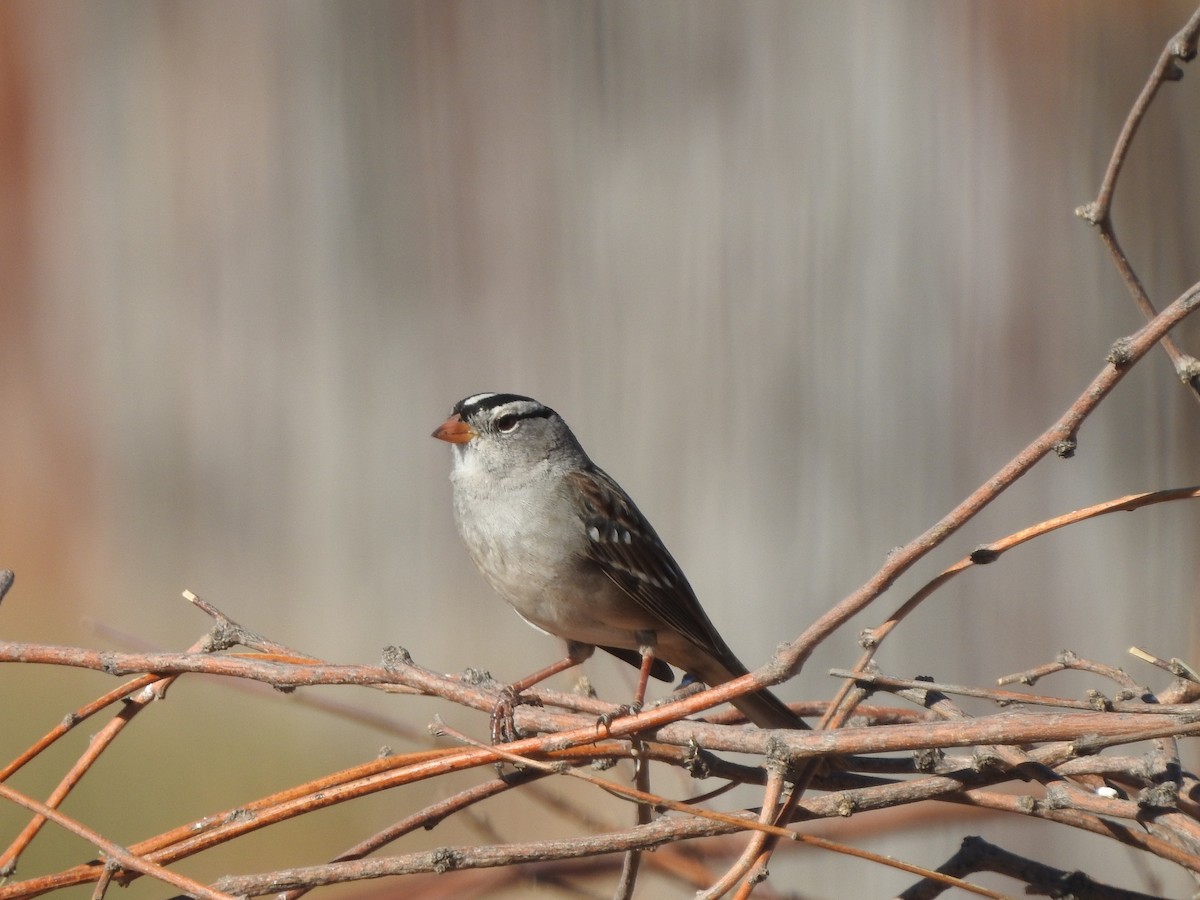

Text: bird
xmin=432 ymin=391 xmax=802 ymax=730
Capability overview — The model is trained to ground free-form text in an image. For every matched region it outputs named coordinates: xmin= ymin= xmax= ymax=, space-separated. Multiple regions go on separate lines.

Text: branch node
xmin=684 ymin=739 xmax=713 ymax=780
xmin=1138 ymin=780 xmax=1179 ymax=810
xmin=1053 ymin=436 xmax=1077 ymax=459
xmin=1106 ymin=336 xmax=1135 ymax=368
xmin=459 ymin=667 xmax=495 ymax=686
xmin=1071 ymin=733 xmax=1106 ymax=756
xmin=430 ymin=847 xmax=461 ymax=874
xmin=1170 ymin=32 xmax=1198 ymax=62
xmin=1074 ymin=200 xmax=1102 ymax=225
xmin=201 ymin=622 xmax=242 ymax=653
xmin=912 ymin=747 xmax=945 ymax=772
xmin=1043 ymin=783 xmax=1072 ymax=809
xmin=766 ymin=642 xmax=795 ymax=681
xmin=381 ymin=645 xmax=413 ymax=670
xmin=765 ymin=736 xmax=795 ymax=767
xmin=1175 ymin=353 xmax=1200 ymax=384
xmin=1056 ymin=649 xmax=1080 ymax=666
xmin=971 ymin=748 xmax=1003 ymax=772
xmin=0 ymin=569 xmax=13 ymax=605
xmin=969 ymin=546 xmax=1000 ymax=565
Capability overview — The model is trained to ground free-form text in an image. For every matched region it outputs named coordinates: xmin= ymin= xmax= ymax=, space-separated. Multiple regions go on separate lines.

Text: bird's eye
xmin=495 ymin=414 xmax=519 ymax=433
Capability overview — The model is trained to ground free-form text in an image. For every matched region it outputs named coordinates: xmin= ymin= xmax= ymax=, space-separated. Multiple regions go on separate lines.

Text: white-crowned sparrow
xmin=433 ymin=392 xmax=801 ymax=730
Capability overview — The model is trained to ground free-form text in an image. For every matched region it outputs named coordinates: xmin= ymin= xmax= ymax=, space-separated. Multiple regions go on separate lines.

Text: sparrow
xmin=433 ymin=392 xmax=801 ymax=730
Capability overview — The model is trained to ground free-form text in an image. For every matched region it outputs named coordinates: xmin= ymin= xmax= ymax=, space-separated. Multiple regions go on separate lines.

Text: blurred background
xmin=2 ymin=1 xmax=1199 ymax=897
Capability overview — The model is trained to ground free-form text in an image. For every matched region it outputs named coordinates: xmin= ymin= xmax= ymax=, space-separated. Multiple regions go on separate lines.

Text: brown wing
xmin=567 ymin=466 xmax=738 ymax=666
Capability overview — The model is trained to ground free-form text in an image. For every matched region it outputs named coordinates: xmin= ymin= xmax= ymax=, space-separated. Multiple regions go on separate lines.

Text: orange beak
xmin=432 ymin=413 xmax=476 ymax=444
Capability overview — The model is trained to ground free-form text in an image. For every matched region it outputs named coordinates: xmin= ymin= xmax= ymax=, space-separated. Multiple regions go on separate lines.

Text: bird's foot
xmin=490 ymin=684 xmax=542 ymax=744
xmin=595 ymin=701 xmax=642 ymax=733
xmin=670 ymin=677 xmax=708 ymax=700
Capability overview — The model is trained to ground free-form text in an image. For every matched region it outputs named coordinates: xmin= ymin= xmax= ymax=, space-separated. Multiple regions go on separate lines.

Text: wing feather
xmin=567 ymin=466 xmax=734 ymax=663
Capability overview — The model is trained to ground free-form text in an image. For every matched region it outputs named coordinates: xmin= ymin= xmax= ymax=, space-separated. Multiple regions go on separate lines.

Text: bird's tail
xmin=690 ymin=654 xmax=807 ymax=730
xmin=729 ymin=684 xmax=806 ymax=730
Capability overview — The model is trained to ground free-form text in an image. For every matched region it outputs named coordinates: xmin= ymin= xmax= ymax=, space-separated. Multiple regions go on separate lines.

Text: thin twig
xmin=0 ymin=783 xmax=235 ymax=900
xmin=0 ymin=619 xmax=226 ymax=874
xmin=770 ymin=281 xmax=1200 ymax=689
xmin=613 ymin=740 xmax=651 ymax=900
xmin=698 ymin=764 xmax=789 ymax=900
xmin=1075 ymin=5 xmax=1200 ymax=400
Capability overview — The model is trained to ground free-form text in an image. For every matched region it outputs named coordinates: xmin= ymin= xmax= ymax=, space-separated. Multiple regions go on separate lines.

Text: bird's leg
xmin=598 ymin=631 xmax=658 ymax=731
xmin=492 ymin=641 xmax=594 ymax=743
xmin=631 ymin=630 xmax=659 ymax=713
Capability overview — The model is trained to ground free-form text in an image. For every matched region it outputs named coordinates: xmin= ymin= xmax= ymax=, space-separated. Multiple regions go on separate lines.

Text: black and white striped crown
xmin=453 ymin=392 xmax=556 ymax=426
